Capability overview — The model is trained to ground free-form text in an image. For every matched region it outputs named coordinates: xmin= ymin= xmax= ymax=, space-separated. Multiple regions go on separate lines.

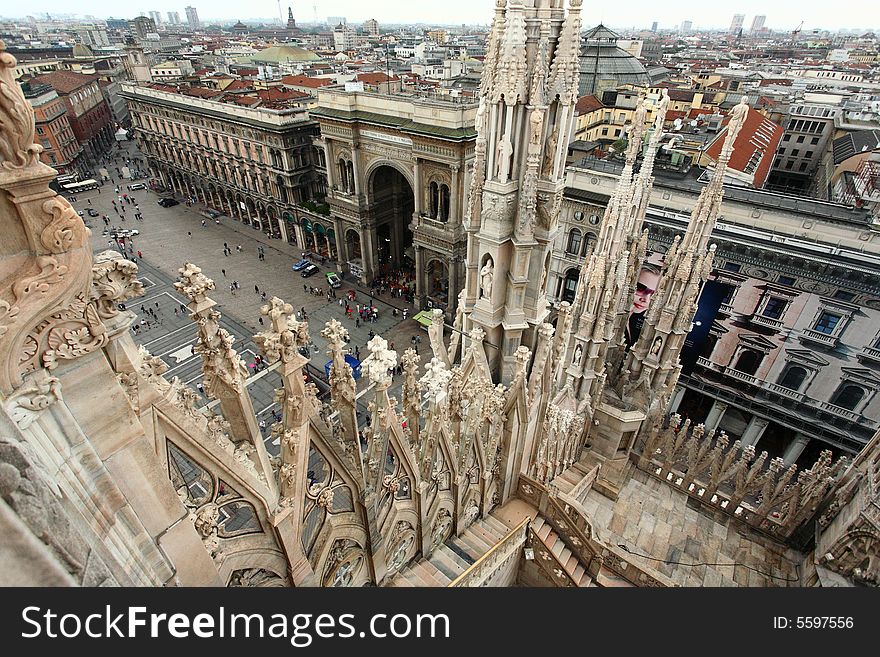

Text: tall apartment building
xmin=750 ymin=15 xmax=766 ymax=33
xmin=148 ymin=11 xmax=163 ymax=26
xmin=185 ymin=6 xmax=200 ymax=30
xmin=363 ymin=18 xmax=379 ymax=36
xmin=730 ymin=14 xmax=745 ymax=34
xmin=680 ymin=20 xmax=693 ymax=34
xmin=168 ymin=12 xmax=181 ymax=24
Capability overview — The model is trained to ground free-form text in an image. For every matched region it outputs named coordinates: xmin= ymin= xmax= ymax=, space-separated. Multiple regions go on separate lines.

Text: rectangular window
xmin=762 ymin=297 xmax=787 ymax=319
xmin=601 ymin=128 xmax=608 ymax=136
xmin=779 ymin=147 xmax=786 ymax=154
xmin=791 ymin=149 xmax=800 ymax=156
xmin=813 ymin=311 xmax=841 ymax=335
xmin=786 ymin=161 xmax=793 ymax=170
xmin=833 ymin=290 xmax=856 ymax=302
xmin=723 ymin=262 xmax=741 ymax=272
xmin=806 ymin=151 xmax=813 ymax=159
xmin=811 ymin=136 xmax=820 ymax=145
xmin=614 ymin=129 xmax=621 ymax=136
xmin=796 ymin=135 xmax=805 ymax=143
xmin=783 ymin=134 xmax=790 ymax=141
xmin=778 ymin=275 xmax=796 ymax=286
xmin=799 ymin=162 xmax=808 ymax=171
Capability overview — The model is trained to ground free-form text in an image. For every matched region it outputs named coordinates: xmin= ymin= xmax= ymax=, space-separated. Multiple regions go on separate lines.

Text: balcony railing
xmin=718 ymin=303 xmax=735 ymax=315
xmin=818 ymin=401 xmax=861 ymax=422
xmin=800 ymin=329 xmax=839 ymax=347
xmin=858 ymin=346 xmax=880 ymax=364
xmin=723 ymin=367 xmax=758 ymax=386
xmin=696 ymin=356 xmax=713 ymax=369
xmin=750 ymin=314 xmax=785 ymax=330
xmin=764 ymin=382 xmax=805 ymax=402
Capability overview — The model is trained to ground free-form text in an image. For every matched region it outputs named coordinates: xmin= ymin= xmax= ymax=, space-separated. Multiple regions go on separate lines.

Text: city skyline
xmin=6 ymin=1 xmax=880 ymax=31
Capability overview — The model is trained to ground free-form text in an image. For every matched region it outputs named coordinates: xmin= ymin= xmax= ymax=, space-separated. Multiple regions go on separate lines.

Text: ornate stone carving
xmin=90 ymin=251 xmax=144 ymax=319
xmin=228 ymin=568 xmax=286 ymax=587
xmin=5 ymin=369 xmax=61 ymax=429
xmin=40 ymin=197 xmax=88 ymax=253
xmin=0 ymin=40 xmax=43 ymax=169
xmin=362 ymin=335 xmax=397 ymax=388
xmin=254 ymin=296 xmax=309 ymax=365
xmin=23 ymin=292 xmax=107 ymax=374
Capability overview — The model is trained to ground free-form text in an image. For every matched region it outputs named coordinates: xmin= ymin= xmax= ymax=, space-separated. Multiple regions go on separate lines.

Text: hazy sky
xmin=9 ymin=1 xmax=880 ymax=31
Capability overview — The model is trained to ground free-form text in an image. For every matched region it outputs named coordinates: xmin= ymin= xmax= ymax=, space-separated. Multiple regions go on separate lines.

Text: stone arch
xmin=369 ymin=164 xmax=415 ymax=270
xmin=346 ymin=228 xmax=362 ymax=260
xmin=559 ymin=267 xmax=580 ymax=304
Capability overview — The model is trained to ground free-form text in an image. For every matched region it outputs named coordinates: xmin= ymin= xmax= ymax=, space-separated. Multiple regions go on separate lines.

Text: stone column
xmin=414 ymin=245 xmax=425 ymax=309
xmin=739 ymin=416 xmax=770 ymax=448
xmin=667 ymin=384 xmax=686 ymax=414
xmin=449 ymin=164 xmax=460 ymax=223
xmin=703 ymin=400 xmax=728 ymax=432
xmin=412 ymin=156 xmax=422 ymax=215
xmin=782 ymin=434 xmax=810 ymax=466
xmin=277 ymin=216 xmax=288 ymax=243
xmin=350 ymin=146 xmax=360 ymax=195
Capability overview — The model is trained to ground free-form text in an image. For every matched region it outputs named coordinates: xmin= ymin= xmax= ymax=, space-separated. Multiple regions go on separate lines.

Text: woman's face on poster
xmin=632 ymin=268 xmax=661 ymax=314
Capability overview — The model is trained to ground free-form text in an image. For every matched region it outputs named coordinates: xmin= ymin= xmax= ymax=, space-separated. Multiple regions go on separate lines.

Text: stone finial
xmin=362 ymin=335 xmax=396 ymax=387
xmin=174 ymin=262 xmax=215 ymax=303
xmin=420 ymin=356 xmax=453 ymax=404
xmin=254 ymin=296 xmax=309 ymax=364
xmin=321 ymin=318 xmax=349 ymax=353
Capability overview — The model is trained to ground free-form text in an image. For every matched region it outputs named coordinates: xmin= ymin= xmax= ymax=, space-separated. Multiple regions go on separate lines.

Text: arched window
xmin=582 ymin=233 xmax=595 ymax=257
xmin=778 ymin=366 xmax=807 ymax=391
xmin=338 ymin=159 xmax=348 ymax=191
xmin=831 ymin=384 xmax=866 ymax=411
xmin=277 ymin=175 xmax=288 ymax=204
xmin=561 ymin=269 xmax=580 ymax=303
xmin=440 ymin=184 xmax=450 ymax=221
xmin=429 ymin=181 xmax=439 ymax=218
xmin=567 ymin=228 xmax=582 ymax=255
xmin=733 ymin=349 xmax=762 ymax=375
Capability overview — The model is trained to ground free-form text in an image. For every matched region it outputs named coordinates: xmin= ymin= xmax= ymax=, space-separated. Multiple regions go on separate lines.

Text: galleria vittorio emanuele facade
xmin=0 ymin=0 xmax=877 ymax=589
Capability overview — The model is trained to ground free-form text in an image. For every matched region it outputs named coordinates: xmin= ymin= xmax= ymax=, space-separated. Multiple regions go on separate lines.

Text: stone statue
xmin=650 ymin=336 xmax=663 ymax=356
xmin=495 ymin=134 xmax=513 ymax=181
xmin=480 ymin=258 xmax=495 ymax=300
xmin=572 ymin=343 xmax=583 ymax=368
xmin=541 ymin=127 xmax=558 ymax=176
xmin=528 ymin=108 xmax=543 ymax=148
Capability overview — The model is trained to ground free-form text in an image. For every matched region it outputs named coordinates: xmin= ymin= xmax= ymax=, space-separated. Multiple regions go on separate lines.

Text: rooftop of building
xmin=236 ymin=43 xmax=322 ymax=64
xmin=703 ymin=106 xmax=784 ymax=188
xmin=32 ymin=69 xmax=98 ymax=94
xmin=569 ymin=155 xmax=873 ymax=225
xmin=833 ymin=129 xmax=880 ymax=164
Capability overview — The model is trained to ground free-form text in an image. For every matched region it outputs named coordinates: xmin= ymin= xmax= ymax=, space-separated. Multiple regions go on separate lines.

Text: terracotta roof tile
xmin=704 ymin=107 xmax=783 ymax=188
xmin=33 ymin=70 xmax=98 ymax=94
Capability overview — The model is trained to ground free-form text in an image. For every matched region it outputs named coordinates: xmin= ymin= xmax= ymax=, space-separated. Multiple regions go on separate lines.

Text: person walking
xmin=221 ymin=269 xmax=226 ymax=277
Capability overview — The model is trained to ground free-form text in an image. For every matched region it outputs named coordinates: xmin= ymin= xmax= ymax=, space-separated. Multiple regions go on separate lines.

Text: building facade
xmin=769 ymin=103 xmax=839 ymax=193
xmin=122 ymin=83 xmax=325 ymax=243
xmin=311 ymin=89 xmax=477 ymax=313
xmin=32 ymin=70 xmax=114 ymax=165
xmin=21 ymin=81 xmax=83 ymax=175
xmin=185 ymin=6 xmax=200 ymax=30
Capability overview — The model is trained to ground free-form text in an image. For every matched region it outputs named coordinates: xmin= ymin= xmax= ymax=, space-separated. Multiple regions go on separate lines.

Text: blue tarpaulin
xmin=325 ymin=355 xmax=361 ymax=380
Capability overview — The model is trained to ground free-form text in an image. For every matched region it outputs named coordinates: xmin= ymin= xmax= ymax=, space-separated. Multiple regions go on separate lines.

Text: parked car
xmin=292 ymin=259 xmax=311 ymax=271
xmin=128 ymin=182 xmax=147 ymax=191
xmin=325 ymin=272 xmax=341 ymax=288
xmin=77 ymin=210 xmax=84 ymax=217
xmin=86 ymin=208 xmax=99 ymax=217
xmin=157 ymin=197 xmax=179 ymax=207
xmin=200 ymin=209 xmax=222 ymax=219
xmin=108 ymin=228 xmax=140 ymax=238
xmin=300 ymin=264 xmax=319 ymax=278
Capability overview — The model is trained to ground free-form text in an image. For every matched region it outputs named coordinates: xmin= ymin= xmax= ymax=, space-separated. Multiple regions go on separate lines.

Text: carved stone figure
xmin=495 ymin=134 xmax=513 ymax=181
xmin=541 ymin=127 xmax=558 ymax=176
xmin=480 ymin=257 xmax=495 ymax=300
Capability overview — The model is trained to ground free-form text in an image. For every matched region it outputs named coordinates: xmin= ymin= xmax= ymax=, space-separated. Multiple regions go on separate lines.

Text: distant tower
xmin=463 ymin=0 xmax=584 ymax=383
xmin=750 ymin=15 xmax=766 ymax=33
xmin=287 ymin=6 xmax=297 ymax=30
xmin=185 ymin=6 xmax=200 ymax=30
xmin=650 ymin=21 xmax=658 ymax=32
xmin=729 ymin=14 xmax=745 ymax=34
